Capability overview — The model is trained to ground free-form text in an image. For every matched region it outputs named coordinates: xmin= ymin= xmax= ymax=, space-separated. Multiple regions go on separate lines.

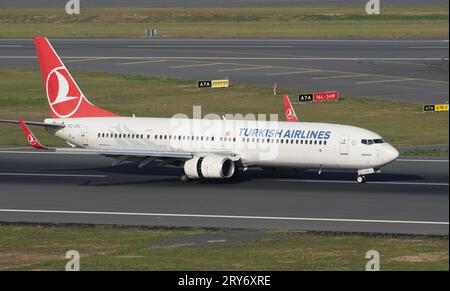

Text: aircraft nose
xmin=384 ymin=145 xmax=400 ymax=163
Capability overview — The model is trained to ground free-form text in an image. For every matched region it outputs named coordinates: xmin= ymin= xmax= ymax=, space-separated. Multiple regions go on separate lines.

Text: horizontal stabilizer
xmin=0 ymin=119 xmax=65 ymax=128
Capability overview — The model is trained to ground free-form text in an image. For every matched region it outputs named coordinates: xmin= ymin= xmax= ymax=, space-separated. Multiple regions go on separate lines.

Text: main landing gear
xmin=179 ymin=174 xmax=192 ymax=182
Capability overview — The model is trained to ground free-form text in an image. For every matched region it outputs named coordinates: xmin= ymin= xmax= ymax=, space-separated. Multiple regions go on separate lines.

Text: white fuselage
xmin=45 ymin=117 xmax=399 ymax=171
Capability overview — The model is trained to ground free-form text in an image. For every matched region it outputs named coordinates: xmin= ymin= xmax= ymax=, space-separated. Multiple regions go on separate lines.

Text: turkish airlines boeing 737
xmin=0 ymin=37 xmax=399 ymax=183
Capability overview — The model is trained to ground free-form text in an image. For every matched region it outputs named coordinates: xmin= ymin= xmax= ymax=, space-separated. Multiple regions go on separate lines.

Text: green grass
xmin=0 ymin=67 xmax=448 ymax=147
xmin=401 ymin=148 xmax=449 ymax=156
xmin=0 ymin=224 xmax=447 ymax=271
xmin=0 ymin=5 xmax=447 ymax=38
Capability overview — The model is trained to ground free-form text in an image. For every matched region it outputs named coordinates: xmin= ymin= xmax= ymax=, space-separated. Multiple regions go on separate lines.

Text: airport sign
xmin=423 ymin=104 xmax=449 ymax=112
xmin=298 ymin=93 xmax=314 ymax=103
xmin=197 ymin=80 xmax=212 ymax=88
xmin=298 ymin=91 xmax=340 ymax=103
xmin=198 ymin=79 xmax=230 ymax=88
xmin=211 ymin=79 xmax=230 ymax=88
xmin=435 ymin=104 xmax=449 ymax=112
xmin=313 ymin=91 xmax=340 ymax=102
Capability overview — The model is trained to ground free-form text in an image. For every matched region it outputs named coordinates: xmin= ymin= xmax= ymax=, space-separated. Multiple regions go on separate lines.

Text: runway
xmin=0 ymin=151 xmax=447 ymax=235
xmin=0 ymin=38 xmax=448 ymax=103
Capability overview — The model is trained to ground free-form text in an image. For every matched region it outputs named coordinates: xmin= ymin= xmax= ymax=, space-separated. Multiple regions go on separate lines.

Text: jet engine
xmin=184 ymin=155 xmax=235 ymax=179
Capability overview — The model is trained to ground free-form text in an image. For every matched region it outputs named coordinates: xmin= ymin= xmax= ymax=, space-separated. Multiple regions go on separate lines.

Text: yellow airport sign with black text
xmin=424 ymin=104 xmax=449 ymax=112
xmin=435 ymin=104 xmax=449 ymax=112
xmin=198 ymin=79 xmax=230 ymax=88
xmin=212 ymin=79 xmax=230 ymax=88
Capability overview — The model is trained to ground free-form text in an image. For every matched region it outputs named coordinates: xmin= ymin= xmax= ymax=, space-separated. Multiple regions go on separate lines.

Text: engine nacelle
xmin=184 ymin=155 xmax=235 ymax=179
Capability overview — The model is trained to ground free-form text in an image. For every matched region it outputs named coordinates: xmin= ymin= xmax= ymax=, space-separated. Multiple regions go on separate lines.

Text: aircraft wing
xmin=48 ymin=147 xmax=194 ymax=159
xmin=10 ymin=119 xmax=240 ymax=164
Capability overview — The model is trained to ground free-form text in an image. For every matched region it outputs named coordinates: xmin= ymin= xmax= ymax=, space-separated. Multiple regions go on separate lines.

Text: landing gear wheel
xmin=179 ymin=174 xmax=192 ymax=182
xmin=232 ymin=167 xmax=240 ymax=178
xmin=357 ymin=175 xmax=367 ymax=184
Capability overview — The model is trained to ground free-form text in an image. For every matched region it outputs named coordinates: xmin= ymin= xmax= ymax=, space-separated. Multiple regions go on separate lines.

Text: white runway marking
xmin=397 ymin=159 xmax=449 ymax=163
xmin=118 ymin=59 xmax=167 ymax=65
xmin=408 ymin=47 xmax=449 ymax=49
xmin=170 ymin=62 xmax=223 ymax=69
xmin=357 ymin=78 xmax=416 ymax=84
xmin=278 ymin=179 xmax=449 ymax=186
xmin=218 ymin=65 xmax=273 ymax=72
xmin=0 ymin=172 xmax=107 ymax=178
xmin=312 ymin=74 xmax=368 ymax=80
xmin=0 ymin=45 xmax=24 ymax=48
xmin=0 ymin=209 xmax=447 ymax=226
xmin=5 ymin=38 xmax=444 ymax=43
xmin=0 ymin=56 xmax=447 ymax=61
xmin=127 ymin=45 xmax=296 ymax=48
xmin=265 ymin=69 xmax=321 ymax=76
xmin=0 ymin=147 xmax=31 ymax=151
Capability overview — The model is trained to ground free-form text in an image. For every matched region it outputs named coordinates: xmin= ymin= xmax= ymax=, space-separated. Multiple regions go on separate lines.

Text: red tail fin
xmin=34 ymin=37 xmax=118 ymax=118
xmin=283 ymin=94 xmax=298 ymax=122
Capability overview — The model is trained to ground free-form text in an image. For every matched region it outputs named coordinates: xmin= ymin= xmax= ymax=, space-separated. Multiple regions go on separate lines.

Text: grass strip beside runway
xmin=0 ymin=5 xmax=447 ymax=38
xmin=0 ymin=67 xmax=448 ymax=148
xmin=0 ymin=224 xmax=447 ymax=271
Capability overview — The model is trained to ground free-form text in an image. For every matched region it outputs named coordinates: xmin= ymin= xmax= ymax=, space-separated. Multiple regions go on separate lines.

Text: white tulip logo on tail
xmin=286 ymin=108 xmax=295 ymax=120
xmin=51 ymin=71 xmax=78 ymax=105
xmin=46 ymin=67 xmax=83 ymax=118
xmin=27 ymin=134 xmax=36 ymax=146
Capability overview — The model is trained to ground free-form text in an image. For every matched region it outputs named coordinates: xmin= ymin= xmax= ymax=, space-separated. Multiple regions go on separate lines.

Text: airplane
xmin=0 ymin=37 xmax=400 ymax=183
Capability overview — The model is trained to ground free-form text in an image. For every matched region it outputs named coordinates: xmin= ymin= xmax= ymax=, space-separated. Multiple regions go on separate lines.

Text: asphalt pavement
xmin=0 ymin=151 xmax=447 ymax=235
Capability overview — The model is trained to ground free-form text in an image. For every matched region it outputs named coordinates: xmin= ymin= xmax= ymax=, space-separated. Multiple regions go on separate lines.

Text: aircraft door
xmin=81 ymin=126 xmax=88 ymax=147
xmin=340 ymin=134 xmax=350 ymax=155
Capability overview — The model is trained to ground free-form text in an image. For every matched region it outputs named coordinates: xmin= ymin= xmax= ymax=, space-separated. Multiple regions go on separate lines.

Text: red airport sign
xmin=313 ymin=91 xmax=339 ymax=102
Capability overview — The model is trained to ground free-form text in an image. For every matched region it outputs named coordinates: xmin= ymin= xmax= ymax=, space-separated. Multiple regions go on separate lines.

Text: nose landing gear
xmin=356 ymin=168 xmax=381 ymax=183
xmin=357 ymin=175 xmax=367 ymax=184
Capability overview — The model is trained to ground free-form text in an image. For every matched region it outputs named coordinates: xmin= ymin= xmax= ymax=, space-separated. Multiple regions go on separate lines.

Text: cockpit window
xmin=362 ymin=138 xmax=385 ymax=145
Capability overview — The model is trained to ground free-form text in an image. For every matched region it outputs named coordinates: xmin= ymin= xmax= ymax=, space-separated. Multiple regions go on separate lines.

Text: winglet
xmin=18 ymin=119 xmax=47 ymax=149
xmin=283 ymin=94 xmax=298 ymax=122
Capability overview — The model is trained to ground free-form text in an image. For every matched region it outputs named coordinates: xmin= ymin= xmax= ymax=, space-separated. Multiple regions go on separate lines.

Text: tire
xmin=179 ymin=174 xmax=191 ymax=182
xmin=357 ymin=176 xmax=366 ymax=184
